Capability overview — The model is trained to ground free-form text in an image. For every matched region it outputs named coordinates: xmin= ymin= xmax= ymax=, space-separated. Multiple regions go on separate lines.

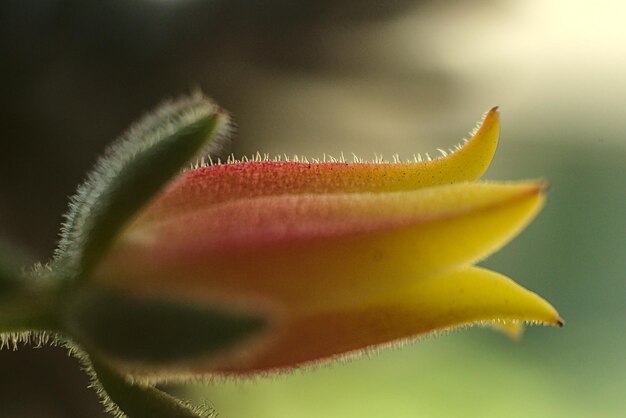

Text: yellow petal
xmin=94 ymin=181 xmax=546 ymax=311
xmin=180 ymin=267 xmax=561 ymax=375
xmin=133 ymin=108 xmax=499 ymax=223
xmin=489 ymin=320 xmax=525 ymax=340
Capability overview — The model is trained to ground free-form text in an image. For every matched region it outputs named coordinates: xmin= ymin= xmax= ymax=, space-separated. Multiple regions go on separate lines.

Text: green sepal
xmin=56 ymin=94 xmax=230 ymax=280
xmin=64 ymin=287 xmax=266 ymax=367
xmin=89 ymin=354 xmax=211 ymax=418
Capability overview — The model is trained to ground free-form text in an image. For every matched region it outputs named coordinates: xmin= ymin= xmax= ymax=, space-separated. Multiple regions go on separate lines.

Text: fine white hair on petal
xmin=189 ymin=127 xmax=479 ymax=169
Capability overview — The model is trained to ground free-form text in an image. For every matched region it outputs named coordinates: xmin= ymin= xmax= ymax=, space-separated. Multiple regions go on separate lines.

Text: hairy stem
xmin=0 ymin=287 xmax=62 ymax=333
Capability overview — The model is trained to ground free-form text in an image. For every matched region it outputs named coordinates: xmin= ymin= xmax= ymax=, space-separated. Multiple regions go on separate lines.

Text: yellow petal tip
xmin=431 ymin=106 xmax=500 ymax=183
xmin=490 ymin=320 xmax=524 ymax=341
xmin=476 ymin=105 xmax=500 ymax=135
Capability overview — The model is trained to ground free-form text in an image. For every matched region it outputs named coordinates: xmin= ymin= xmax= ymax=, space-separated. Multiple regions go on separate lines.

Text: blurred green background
xmin=1 ymin=1 xmax=624 ymax=417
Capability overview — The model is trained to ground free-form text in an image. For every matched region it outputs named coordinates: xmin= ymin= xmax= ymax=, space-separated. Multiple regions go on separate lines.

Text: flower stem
xmin=0 ymin=287 xmax=62 ymax=333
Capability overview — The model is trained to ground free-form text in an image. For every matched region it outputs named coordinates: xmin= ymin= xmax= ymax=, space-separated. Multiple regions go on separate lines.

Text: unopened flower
xmin=59 ymin=99 xmax=561 ymax=381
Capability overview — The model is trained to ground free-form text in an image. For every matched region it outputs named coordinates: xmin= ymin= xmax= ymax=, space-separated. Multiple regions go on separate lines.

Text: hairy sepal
xmin=63 ymin=287 xmax=267 ymax=378
xmin=55 ymin=93 xmax=231 ymax=281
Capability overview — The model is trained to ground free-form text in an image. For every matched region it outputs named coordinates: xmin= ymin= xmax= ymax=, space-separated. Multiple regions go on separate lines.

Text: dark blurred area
xmin=2 ymin=1 xmax=625 ymax=417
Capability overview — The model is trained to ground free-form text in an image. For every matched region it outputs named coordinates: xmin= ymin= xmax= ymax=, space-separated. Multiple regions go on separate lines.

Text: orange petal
xmin=134 ymin=108 xmax=499 ymax=223
xmin=165 ymin=267 xmax=560 ymax=376
xmin=94 ymin=181 xmax=545 ymax=311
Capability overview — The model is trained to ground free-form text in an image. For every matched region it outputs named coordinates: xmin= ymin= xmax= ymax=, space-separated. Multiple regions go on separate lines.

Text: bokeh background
xmin=1 ymin=0 xmax=625 ymax=417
